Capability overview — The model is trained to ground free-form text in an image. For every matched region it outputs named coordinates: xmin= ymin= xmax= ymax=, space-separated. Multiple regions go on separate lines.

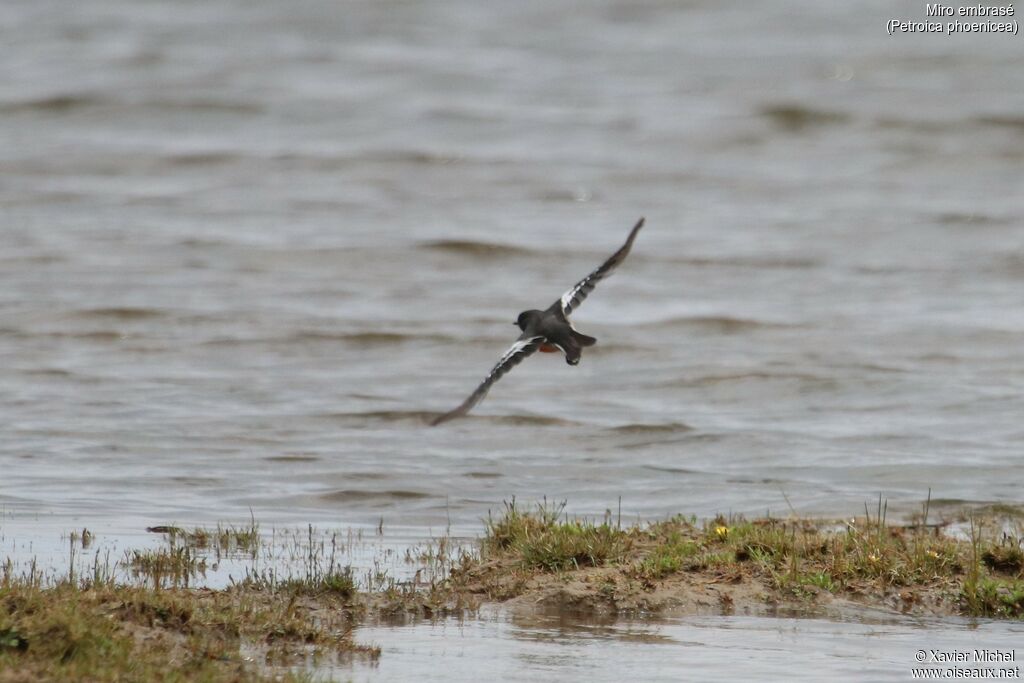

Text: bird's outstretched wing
xmin=430 ymin=334 xmax=546 ymax=425
xmin=552 ymin=217 xmax=644 ymax=318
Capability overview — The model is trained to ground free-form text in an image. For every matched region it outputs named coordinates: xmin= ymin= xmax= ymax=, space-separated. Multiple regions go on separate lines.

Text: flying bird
xmin=431 ymin=218 xmax=644 ymax=426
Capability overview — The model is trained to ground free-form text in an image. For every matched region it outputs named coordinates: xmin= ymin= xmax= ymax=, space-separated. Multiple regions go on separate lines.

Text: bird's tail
xmin=572 ymin=331 xmax=597 ymax=347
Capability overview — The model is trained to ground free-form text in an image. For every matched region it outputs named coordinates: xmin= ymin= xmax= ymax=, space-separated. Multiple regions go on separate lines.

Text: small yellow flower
xmin=714 ymin=525 xmax=730 ymax=539
xmin=926 ymin=550 xmax=940 ymax=559
xmin=867 ymin=553 xmax=880 ymax=563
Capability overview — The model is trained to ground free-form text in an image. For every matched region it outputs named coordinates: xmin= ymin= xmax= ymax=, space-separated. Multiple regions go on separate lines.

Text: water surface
xmin=351 ymin=609 xmax=1023 ymax=682
xmin=2 ymin=0 xmax=1022 ymax=574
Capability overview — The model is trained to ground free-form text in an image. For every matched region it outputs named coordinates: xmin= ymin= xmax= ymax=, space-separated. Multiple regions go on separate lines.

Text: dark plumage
xmin=430 ymin=218 xmax=644 ymax=425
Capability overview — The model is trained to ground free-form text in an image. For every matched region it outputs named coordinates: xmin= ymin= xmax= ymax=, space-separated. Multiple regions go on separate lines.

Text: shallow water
xmin=351 ymin=609 xmax=1023 ymax=682
xmin=3 ymin=0 xmax=1022 ymax=541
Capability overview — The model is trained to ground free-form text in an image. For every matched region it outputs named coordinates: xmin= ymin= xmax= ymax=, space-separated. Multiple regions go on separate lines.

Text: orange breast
xmin=539 ymin=343 xmax=558 ymax=353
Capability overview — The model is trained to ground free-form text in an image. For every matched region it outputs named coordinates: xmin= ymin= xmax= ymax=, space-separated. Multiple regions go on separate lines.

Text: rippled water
xmin=4 ymin=1 xmax=1022 ymax=678
xmin=352 ymin=609 xmax=1023 ymax=682
xmin=2 ymin=0 xmax=1022 ymax=563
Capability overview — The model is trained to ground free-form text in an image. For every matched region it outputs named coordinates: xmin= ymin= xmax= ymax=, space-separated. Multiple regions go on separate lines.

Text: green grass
xmin=962 ymin=576 xmax=1024 ymax=617
xmin=0 ymin=580 xmax=376 ymax=682
xmin=124 ymin=546 xmax=207 ymax=588
xmin=982 ymin=545 xmax=1024 ymax=574
xmin=483 ymin=499 xmax=629 ymax=571
xmin=244 ymin=565 xmax=358 ymax=599
xmin=0 ymin=519 xmax=386 ymax=681
xmin=147 ymin=519 xmax=262 ymax=558
xmin=477 ymin=499 xmax=1024 ymax=619
xmin=634 ymin=533 xmax=700 ymax=581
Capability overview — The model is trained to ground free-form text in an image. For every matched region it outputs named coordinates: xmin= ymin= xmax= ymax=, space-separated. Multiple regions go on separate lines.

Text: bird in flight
xmin=431 ymin=218 xmax=645 ymax=426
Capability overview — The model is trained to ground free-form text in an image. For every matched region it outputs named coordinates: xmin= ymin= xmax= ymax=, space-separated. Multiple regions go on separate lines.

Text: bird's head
xmin=514 ymin=310 xmax=540 ymax=331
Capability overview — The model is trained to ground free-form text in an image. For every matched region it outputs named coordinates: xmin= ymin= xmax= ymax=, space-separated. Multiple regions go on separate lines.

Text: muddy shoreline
xmin=2 ymin=501 xmax=1022 ymax=681
xmin=372 ymin=500 xmax=1024 ymax=623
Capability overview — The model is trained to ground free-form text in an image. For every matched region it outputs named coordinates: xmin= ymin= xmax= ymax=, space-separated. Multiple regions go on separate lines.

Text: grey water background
xmin=353 ymin=610 xmax=1023 ymax=683
xmin=3 ymin=1 xmax=1023 ymax=678
xmin=2 ymin=0 xmax=1023 ymax=560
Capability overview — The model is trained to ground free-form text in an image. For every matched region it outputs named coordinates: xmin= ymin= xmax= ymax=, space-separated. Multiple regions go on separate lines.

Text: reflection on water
xmin=352 ymin=608 xmax=1023 ymax=683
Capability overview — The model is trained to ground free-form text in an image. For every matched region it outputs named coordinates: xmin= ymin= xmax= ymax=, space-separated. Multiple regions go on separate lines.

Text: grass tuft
xmin=483 ymin=499 xmax=629 ymax=571
xmin=0 ymin=581 xmax=376 ymax=682
xmin=474 ymin=498 xmax=1024 ymax=619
